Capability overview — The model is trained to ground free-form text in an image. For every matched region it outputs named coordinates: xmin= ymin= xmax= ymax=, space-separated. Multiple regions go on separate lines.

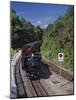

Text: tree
xmin=41 ymin=6 xmax=74 ymax=71
xmin=34 ymin=26 xmax=43 ymax=41
xmin=11 ymin=9 xmax=43 ymax=48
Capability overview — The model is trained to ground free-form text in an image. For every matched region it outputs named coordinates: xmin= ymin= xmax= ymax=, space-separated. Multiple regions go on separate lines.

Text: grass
xmin=41 ymin=44 xmax=73 ymax=72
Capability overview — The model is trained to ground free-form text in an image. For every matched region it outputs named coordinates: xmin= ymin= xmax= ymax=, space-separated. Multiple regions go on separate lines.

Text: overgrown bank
xmin=41 ymin=6 xmax=74 ymax=72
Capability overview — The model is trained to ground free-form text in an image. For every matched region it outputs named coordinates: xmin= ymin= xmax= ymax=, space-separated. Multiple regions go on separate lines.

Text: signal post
xmin=58 ymin=52 xmax=64 ymax=87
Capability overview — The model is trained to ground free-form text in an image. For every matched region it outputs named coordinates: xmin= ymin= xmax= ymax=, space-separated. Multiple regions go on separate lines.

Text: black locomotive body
xmin=22 ymin=41 xmax=42 ymax=79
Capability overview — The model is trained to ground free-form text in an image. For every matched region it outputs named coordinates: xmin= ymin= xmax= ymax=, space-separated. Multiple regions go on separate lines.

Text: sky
xmin=11 ymin=2 xmax=69 ymax=29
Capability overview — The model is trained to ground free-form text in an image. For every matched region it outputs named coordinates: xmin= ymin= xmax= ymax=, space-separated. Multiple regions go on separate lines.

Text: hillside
xmin=11 ymin=9 xmax=43 ymax=48
xmin=41 ymin=6 xmax=74 ymax=71
xmin=11 ymin=6 xmax=74 ymax=72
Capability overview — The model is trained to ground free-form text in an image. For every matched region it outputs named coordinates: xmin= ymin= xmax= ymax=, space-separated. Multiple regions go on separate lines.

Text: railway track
xmin=15 ymin=57 xmax=27 ymax=98
xmin=20 ymin=59 xmax=48 ymax=97
xmin=30 ymin=80 xmax=48 ymax=97
xmin=14 ymin=53 xmax=74 ymax=98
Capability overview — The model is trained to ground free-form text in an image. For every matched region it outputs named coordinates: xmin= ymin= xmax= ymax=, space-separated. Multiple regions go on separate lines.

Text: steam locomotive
xmin=22 ymin=41 xmax=42 ymax=79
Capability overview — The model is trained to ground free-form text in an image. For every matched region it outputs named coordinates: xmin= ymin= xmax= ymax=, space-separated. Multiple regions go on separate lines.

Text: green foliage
xmin=11 ymin=6 xmax=74 ymax=72
xmin=34 ymin=26 xmax=43 ymax=41
xmin=41 ymin=6 xmax=74 ymax=72
xmin=11 ymin=9 xmax=43 ymax=48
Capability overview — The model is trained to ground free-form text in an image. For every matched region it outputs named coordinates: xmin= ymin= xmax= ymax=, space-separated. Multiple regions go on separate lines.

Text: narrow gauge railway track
xmin=15 ymin=57 xmax=27 ymax=98
xmin=15 ymin=56 xmax=73 ymax=98
xmin=20 ymin=61 xmax=48 ymax=97
xmin=20 ymin=65 xmax=48 ymax=97
xmin=30 ymin=80 xmax=48 ymax=97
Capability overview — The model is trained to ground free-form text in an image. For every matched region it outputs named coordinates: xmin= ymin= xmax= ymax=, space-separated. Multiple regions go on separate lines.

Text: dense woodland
xmin=11 ymin=9 xmax=43 ymax=48
xmin=11 ymin=6 xmax=74 ymax=71
xmin=41 ymin=6 xmax=74 ymax=71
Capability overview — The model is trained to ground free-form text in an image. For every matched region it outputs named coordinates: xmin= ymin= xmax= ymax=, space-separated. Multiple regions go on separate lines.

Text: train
xmin=22 ymin=41 xmax=42 ymax=79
